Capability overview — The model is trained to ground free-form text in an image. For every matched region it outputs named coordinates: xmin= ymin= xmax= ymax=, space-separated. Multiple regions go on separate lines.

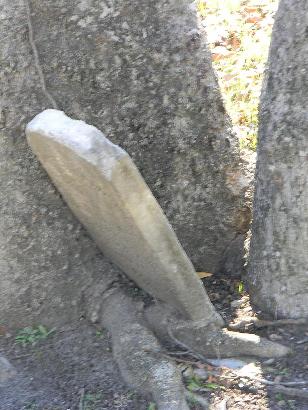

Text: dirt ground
xmin=202 ymin=275 xmax=308 ymax=410
xmin=0 ymin=320 xmax=147 ymax=410
xmin=0 ymin=274 xmax=307 ymax=410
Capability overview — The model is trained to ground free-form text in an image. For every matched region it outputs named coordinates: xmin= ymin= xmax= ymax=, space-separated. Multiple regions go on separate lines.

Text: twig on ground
xmin=296 ymin=337 xmax=308 ymax=345
xmin=168 ymin=350 xmax=191 ymax=356
xmin=166 ymin=325 xmax=214 ymax=365
xmin=279 ymin=381 xmax=308 ymax=387
xmin=146 ymin=349 xmax=200 ymax=367
xmin=250 ymin=377 xmax=308 ymax=387
xmin=208 ymin=372 xmax=308 ymax=389
xmin=146 ymin=346 xmax=308 ymax=402
xmin=147 ymin=347 xmax=308 ymax=388
xmin=269 ymin=385 xmax=308 ymax=399
xmin=228 ymin=317 xmax=307 ymax=331
xmin=217 ymin=373 xmax=308 ymax=397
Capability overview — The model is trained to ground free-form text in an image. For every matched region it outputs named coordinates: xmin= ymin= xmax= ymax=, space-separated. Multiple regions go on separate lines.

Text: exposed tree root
xmin=86 ymin=285 xmax=291 ymax=409
xmin=228 ymin=317 xmax=307 ymax=331
xmin=99 ymin=287 xmax=190 ymax=410
xmin=170 ymin=326 xmax=290 ymax=358
xmin=145 ymin=304 xmax=291 ymax=358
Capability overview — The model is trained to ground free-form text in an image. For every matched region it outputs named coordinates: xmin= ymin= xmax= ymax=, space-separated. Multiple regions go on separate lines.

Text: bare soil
xmin=0 ymin=275 xmax=307 ymax=410
xmin=0 ymin=321 xmax=147 ymax=410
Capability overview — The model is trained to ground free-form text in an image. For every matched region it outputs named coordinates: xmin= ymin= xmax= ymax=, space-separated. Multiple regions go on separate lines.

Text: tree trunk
xmin=0 ymin=1 xmax=290 ymax=407
xmin=0 ymin=0 xmax=249 ymax=328
xmin=1 ymin=0 xmax=246 ymax=326
xmin=248 ymin=0 xmax=308 ymax=318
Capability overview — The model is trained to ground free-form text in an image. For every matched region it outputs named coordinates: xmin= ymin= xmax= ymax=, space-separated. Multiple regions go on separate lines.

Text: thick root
xmin=86 ymin=285 xmax=290 ymax=409
xmin=146 ymin=304 xmax=291 ymax=358
xmin=215 ymin=329 xmax=291 ymax=358
xmin=171 ymin=324 xmax=291 ymax=358
xmin=99 ymin=287 xmax=190 ymax=410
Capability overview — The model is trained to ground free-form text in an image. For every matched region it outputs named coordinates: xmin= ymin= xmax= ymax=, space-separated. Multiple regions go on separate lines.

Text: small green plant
xmin=278 ymin=368 xmax=289 ymax=376
xmin=83 ymin=392 xmax=102 ymax=410
xmin=24 ymin=402 xmax=38 ymax=410
xmin=15 ymin=325 xmax=55 ymax=347
xmin=286 ymin=400 xmax=296 ymax=409
xmin=237 ymin=281 xmax=244 ymax=294
xmin=275 ymin=392 xmax=285 ymax=401
xmin=95 ymin=329 xmax=104 ymax=338
xmin=126 ymin=391 xmax=136 ymax=399
xmin=147 ymin=403 xmax=156 ymax=410
xmin=271 ymin=367 xmax=290 ymax=376
xmin=185 ymin=391 xmax=198 ymax=405
xmin=203 ymin=382 xmax=221 ymax=390
xmin=186 ymin=376 xmax=204 ymax=392
xmin=186 ymin=375 xmax=224 ymax=392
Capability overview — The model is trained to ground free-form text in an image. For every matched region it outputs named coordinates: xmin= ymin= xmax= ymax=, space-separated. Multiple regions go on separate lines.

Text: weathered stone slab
xmin=26 ymin=109 xmax=217 ymax=322
xmin=1 ymin=0 xmax=248 ymax=329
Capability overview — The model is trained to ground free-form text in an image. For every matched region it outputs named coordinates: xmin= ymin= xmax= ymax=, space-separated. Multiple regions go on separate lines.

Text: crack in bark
xmin=25 ymin=0 xmax=58 ymax=109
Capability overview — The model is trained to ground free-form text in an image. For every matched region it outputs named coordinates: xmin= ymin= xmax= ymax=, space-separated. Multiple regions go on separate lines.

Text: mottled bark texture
xmin=0 ymin=3 xmax=290 ymax=404
xmin=248 ymin=0 xmax=308 ymax=318
xmin=0 ymin=0 xmax=250 ymax=328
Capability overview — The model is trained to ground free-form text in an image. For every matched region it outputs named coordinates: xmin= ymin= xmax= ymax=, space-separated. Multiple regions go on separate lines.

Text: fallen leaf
xmin=228 ymin=33 xmax=241 ymax=49
xmin=223 ymin=74 xmax=237 ymax=82
xmin=243 ymin=7 xmax=260 ymax=14
xmin=197 ymin=272 xmax=213 ymax=279
xmin=245 ymin=14 xmax=263 ymax=24
xmin=207 ymin=375 xmax=217 ymax=383
xmin=211 ymin=46 xmax=234 ymax=61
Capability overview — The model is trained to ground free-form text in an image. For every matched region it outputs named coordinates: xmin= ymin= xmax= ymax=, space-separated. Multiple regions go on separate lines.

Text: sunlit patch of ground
xmin=198 ymin=275 xmax=308 ymax=410
xmin=197 ymin=0 xmax=278 ymax=151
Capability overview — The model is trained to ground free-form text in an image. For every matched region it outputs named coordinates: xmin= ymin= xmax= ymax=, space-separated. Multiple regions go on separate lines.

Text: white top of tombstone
xmin=26 ymin=109 xmax=126 ymax=180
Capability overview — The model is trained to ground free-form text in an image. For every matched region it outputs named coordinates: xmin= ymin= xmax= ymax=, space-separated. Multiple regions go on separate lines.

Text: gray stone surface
xmin=248 ymin=0 xmax=308 ymax=318
xmin=26 ymin=109 xmax=219 ymax=322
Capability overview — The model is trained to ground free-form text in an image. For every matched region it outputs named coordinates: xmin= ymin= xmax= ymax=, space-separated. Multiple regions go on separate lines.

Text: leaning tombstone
xmin=26 ymin=109 xmax=290 ymax=371
xmin=26 ymin=109 xmax=223 ymax=325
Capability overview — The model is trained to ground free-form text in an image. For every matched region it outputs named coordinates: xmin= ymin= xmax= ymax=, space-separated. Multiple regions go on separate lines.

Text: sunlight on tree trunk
xmin=248 ymin=0 xmax=308 ymax=318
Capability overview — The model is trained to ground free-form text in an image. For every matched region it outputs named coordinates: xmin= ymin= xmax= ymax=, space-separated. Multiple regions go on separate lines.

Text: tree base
xmin=88 ymin=284 xmax=291 ymax=409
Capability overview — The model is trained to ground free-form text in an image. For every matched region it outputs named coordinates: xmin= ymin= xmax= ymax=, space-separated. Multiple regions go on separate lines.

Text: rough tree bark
xmin=0 ymin=1 xmax=290 ymax=408
xmin=0 ymin=0 xmax=251 ymax=334
xmin=248 ymin=0 xmax=308 ymax=319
